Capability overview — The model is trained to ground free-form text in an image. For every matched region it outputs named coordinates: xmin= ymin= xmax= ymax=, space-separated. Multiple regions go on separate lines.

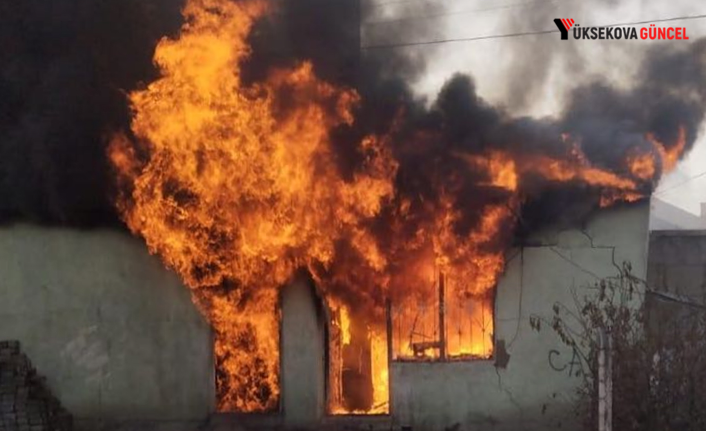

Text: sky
xmin=363 ymin=0 xmax=706 ymax=216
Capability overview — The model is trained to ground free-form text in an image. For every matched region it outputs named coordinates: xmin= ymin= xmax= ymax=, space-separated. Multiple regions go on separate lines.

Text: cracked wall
xmin=389 ymin=202 xmax=649 ymax=431
xmin=0 ymin=225 xmax=215 ymax=422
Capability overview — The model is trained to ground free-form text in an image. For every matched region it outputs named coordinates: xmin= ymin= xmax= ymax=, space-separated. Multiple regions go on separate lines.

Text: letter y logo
xmin=554 ymin=18 xmax=574 ymax=40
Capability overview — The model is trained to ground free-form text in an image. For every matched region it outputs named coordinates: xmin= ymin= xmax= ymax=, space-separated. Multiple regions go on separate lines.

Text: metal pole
xmin=598 ymin=327 xmax=605 ymax=431
xmin=386 ymin=298 xmax=393 ymax=363
xmin=598 ymin=328 xmax=612 ymax=431
xmin=606 ymin=330 xmax=613 ymax=431
xmin=438 ymin=272 xmax=446 ymax=360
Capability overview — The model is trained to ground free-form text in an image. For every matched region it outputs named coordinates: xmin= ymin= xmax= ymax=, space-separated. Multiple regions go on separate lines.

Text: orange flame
xmin=628 ymin=152 xmax=657 ymax=181
xmin=109 ymin=0 xmax=689 ymax=415
xmin=109 ymin=0 xmax=394 ymax=412
xmin=649 ymin=127 xmax=687 ymax=173
xmin=327 ymin=301 xmax=389 ymax=414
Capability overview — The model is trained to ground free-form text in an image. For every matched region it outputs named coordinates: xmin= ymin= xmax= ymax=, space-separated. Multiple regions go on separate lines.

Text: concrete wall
xmin=647 ymin=230 xmax=706 ymax=298
xmin=650 ymin=197 xmax=706 ymax=230
xmin=646 ymin=230 xmax=706 ymax=328
xmin=280 ymin=276 xmax=326 ymax=425
xmin=390 ymin=202 xmax=650 ymax=431
xmin=0 ymin=202 xmax=650 ymax=430
xmin=0 ymin=224 xmax=214 ymax=422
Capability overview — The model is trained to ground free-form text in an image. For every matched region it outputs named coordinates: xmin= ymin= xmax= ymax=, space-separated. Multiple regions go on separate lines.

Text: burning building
xmin=0 ymin=202 xmax=651 ymax=430
xmin=0 ymin=0 xmax=704 ymax=429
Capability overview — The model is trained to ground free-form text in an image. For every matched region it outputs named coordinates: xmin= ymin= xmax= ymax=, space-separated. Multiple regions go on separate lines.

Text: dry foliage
xmin=530 ymin=262 xmax=706 ymax=430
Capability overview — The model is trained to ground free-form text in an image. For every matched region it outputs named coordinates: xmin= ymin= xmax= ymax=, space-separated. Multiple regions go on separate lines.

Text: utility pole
xmin=598 ymin=328 xmax=613 ymax=431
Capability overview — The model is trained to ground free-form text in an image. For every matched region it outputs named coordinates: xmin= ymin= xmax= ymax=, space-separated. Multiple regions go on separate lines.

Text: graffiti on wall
xmin=548 ymin=347 xmax=583 ymax=377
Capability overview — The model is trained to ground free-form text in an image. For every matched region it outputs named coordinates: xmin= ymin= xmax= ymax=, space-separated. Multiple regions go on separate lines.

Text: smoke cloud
xmin=96 ymin=0 xmax=705 ymax=411
xmin=1 ymin=0 xmax=704 ymax=234
xmin=0 ymin=0 xmax=184 ymax=225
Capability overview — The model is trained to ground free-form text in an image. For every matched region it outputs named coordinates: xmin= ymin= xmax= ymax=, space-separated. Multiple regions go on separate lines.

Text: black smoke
xmin=212 ymin=0 xmax=706 ymax=311
xmin=0 ymin=0 xmax=184 ymax=226
xmin=1 ymin=0 xmax=704 ymax=233
xmin=243 ymin=0 xmax=705 ymax=231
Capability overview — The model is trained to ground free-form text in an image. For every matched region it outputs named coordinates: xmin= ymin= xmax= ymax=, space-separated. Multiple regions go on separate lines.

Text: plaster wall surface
xmin=0 ymin=202 xmax=651 ymax=430
xmin=280 ymin=276 xmax=326 ymax=425
xmin=647 ymin=230 xmax=706 ymax=298
xmin=0 ymin=224 xmax=214 ymax=421
xmin=390 ymin=202 xmax=650 ymax=431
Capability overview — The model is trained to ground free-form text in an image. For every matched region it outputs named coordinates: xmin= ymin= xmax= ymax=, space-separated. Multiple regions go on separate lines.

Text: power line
xmin=371 ymin=0 xmax=513 ymax=10
xmin=372 ymin=0 xmax=445 ymax=7
xmin=655 ymin=169 xmax=706 ymax=196
xmin=362 ymin=27 xmax=556 ymax=50
xmin=364 ymin=0 xmax=557 ymax=26
xmin=361 ymin=12 xmax=706 ymax=49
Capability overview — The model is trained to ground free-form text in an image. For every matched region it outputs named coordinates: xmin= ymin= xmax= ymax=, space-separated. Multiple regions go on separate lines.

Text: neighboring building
xmin=647 ymin=229 xmax=706 ymax=318
xmin=650 ymin=198 xmax=706 ymax=231
xmin=0 ymin=203 xmax=651 ymax=430
xmin=644 ymin=229 xmax=706 ymax=425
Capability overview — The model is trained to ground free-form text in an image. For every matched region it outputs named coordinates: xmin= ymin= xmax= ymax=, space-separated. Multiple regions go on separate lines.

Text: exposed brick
xmin=0 ymin=340 xmax=73 ymax=431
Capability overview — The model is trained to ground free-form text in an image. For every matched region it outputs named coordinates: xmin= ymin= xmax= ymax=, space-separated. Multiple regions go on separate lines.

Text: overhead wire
xmin=372 ymin=0 xmax=449 ymax=8
xmin=364 ymin=0 xmax=559 ymax=26
xmin=362 ymin=4 xmax=706 ymax=201
xmin=361 ymin=12 xmax=706 ymax=49
xmin=655 ymin=169 xmax=706 ymax=196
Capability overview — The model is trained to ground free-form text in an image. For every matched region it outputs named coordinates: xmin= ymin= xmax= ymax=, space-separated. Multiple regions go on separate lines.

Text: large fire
xmin=109 ymin=0 xmax=688 ymax=415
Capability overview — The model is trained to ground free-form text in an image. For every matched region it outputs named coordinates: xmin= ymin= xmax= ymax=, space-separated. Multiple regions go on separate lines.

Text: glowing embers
xmin=328 ymin=303 xmax=389 ymax=415
xmin=391 ymin=273 xmax=494 ymax=361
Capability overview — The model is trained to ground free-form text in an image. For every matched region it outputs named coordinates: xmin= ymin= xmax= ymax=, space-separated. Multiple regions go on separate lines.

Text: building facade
xmin=0 ymin=203 xmax=650 ymax=430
